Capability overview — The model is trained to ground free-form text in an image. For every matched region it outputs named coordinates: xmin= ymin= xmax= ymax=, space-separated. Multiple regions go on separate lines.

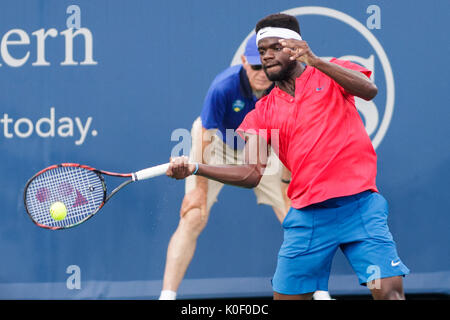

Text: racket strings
xmin=25 ymin=166 xmax=105 ymax=228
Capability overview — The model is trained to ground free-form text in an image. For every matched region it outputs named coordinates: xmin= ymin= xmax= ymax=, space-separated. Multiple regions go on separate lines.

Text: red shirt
xmin=237 ymin=58 xmax=378 ymax=209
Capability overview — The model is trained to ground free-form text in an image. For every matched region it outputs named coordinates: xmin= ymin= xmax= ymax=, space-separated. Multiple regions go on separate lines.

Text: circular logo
xmin=232 ymin=99 xmax=245 ymax=112
xmin=231 ymin=6 xmax=395 ymax=150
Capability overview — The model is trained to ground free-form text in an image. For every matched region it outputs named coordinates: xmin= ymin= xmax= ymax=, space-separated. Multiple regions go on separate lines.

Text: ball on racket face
xmin=49 ymin=201 xmax=67 ymax=221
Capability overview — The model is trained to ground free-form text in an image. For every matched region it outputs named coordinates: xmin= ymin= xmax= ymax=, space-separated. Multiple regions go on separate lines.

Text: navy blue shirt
xmin=200 ymin=65 xmax=271 ymax=149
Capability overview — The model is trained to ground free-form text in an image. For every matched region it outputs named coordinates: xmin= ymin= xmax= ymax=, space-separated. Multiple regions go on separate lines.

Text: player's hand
xmin=279 ymin=39 xmax=319 ymax=66
xmin=166 ymin=156 xmax=196 ymax=180
xmin=180 ymin=187 xmax=207 ymax=218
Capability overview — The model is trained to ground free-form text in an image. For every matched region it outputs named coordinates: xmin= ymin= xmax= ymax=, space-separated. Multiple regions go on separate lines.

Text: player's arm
xmin=167 ymin=134 xmax=267 ymax=188
xmin=310 ymin=58 xmax=378 ymax=101
xmin=279 ymin=39 xmax=378 ymax=101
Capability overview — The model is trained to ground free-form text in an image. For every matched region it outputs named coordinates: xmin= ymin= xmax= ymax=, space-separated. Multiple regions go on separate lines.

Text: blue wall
xmin=0 ymin=0 xmax=449 ymax=298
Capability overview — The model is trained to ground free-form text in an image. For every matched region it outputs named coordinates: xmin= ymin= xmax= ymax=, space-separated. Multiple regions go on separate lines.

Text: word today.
xmin=1 ymin=107 xmax=96 ymax=145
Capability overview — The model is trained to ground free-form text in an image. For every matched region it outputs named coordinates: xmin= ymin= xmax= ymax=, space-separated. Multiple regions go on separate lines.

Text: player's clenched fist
xmin=166 ymin=156 xmax=196 ymax=180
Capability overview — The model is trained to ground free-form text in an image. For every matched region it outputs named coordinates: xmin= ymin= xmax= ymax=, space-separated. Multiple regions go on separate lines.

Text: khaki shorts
xmin=185 ymin=117 xmax=286 ymax=213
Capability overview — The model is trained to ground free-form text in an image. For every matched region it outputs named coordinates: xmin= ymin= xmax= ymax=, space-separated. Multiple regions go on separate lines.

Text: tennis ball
xmin=50 ymin=201 xmax=67 ymax=221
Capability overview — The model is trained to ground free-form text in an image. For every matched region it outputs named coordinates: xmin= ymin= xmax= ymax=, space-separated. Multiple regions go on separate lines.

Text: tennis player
xmin=159 ymin=33 xmax=306 ymax=300
xmin=166 ymin=13 xmax=410 ymax=300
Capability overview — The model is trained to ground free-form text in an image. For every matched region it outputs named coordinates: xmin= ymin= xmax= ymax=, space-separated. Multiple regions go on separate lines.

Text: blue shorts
xmin=272 ymin=191 xmax=410 ymax=295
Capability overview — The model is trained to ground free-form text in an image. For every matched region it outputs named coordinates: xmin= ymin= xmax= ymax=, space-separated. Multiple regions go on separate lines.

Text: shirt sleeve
xmin=200 ymin=83 xmax=228 ymax=130
xmin=329 ymin=58 xmax=373 ymax=98
xmin=330 ymin=58 xmax=372 ymax=79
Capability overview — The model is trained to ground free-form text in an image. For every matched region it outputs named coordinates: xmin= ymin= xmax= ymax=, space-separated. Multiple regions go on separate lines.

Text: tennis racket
xmin=23 ymin=162 xmax=170 ymax=230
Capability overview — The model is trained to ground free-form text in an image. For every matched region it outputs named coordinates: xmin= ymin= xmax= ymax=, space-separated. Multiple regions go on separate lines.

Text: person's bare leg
xmin=370 ymin=276 xmax=405 ymax=300
xmin=274 ymin=291 xmax=314 ymax=300
xmin=160 ymin=208 xmax=208 ymax=298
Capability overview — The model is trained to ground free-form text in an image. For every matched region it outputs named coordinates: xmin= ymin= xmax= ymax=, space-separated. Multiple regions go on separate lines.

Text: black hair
xmin=255 ymin=13 xmax=301 ymax=36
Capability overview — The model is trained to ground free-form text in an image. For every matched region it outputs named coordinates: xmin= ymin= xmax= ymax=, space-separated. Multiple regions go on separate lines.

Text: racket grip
xmin=133 ymin=163 xmax=170 ymax=181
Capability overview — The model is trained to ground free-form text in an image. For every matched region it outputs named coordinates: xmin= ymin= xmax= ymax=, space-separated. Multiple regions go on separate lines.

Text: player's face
xmin=258 ymin=37 xmax=296 ymax=82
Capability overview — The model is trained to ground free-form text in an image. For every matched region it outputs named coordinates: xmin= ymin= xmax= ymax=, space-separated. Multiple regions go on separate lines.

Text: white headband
xmin=256 ymin=27 xmax=302 ymax=44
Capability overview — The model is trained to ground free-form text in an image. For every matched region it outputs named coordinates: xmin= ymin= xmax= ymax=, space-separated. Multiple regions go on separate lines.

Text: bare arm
xmin=279 ymin=39 xmax=378 ymax=101
xmin=167 ymin=134 xmax=267 ymax=188
xmin=310 ymin=58 xmax=378 ymax=101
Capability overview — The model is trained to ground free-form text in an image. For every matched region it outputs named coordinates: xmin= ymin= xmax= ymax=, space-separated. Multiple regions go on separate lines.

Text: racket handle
xmin=133 ymin=163 xmax=170 ymax=181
